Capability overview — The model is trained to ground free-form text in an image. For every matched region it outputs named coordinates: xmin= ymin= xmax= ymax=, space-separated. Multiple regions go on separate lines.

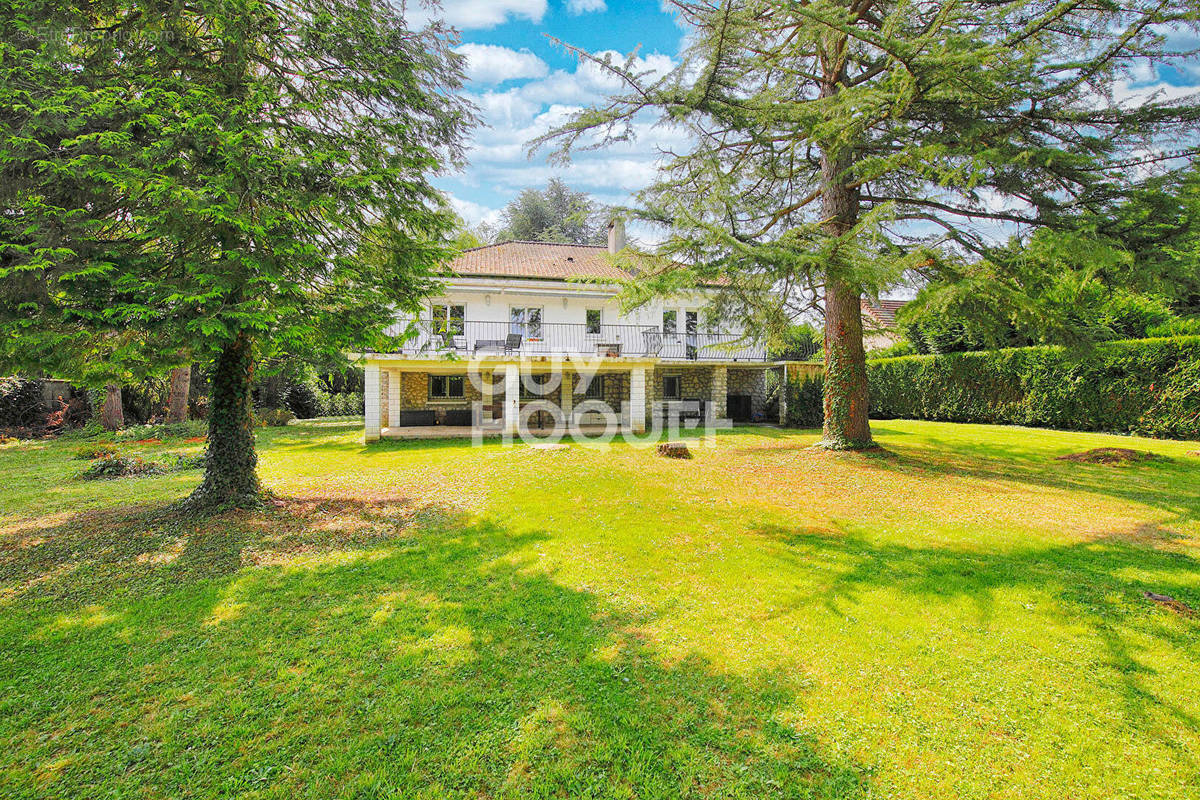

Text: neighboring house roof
xmin=861 ymin=298 xmax=909 ymax=331
xmin=444 ymin=241 xmax=635 ymax=282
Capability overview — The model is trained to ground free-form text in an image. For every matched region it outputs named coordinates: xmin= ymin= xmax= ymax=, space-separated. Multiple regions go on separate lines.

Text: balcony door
xmin=510 ymin=306 xmax=543 ymax=341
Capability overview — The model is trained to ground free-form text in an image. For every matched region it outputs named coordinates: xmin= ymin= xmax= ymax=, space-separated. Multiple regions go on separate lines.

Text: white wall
xmin=410 ymin=278 xmax=738 ymax=335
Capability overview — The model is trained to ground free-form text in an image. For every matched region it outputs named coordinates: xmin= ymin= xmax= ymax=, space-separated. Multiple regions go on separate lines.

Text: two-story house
xmin=360 ymin=221 xmax=773 ymax=440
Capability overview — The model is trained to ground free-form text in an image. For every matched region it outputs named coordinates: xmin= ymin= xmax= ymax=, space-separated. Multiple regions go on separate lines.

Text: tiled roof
xmin=443 ymin=241 xmax=636 ymax=282
xmin=860 ymin=298 xmax=908 ymax=330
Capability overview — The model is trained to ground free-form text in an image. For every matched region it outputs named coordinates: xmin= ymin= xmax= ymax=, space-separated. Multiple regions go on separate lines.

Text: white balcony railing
xmin=392 ymin=320 xmax=768 ymax=362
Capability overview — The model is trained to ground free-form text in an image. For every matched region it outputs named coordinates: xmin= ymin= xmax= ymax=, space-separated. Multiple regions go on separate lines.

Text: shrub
xmin=74 ymin=442 xmax=119 ymax=460
xmin=866 ymin=335 xmax=1200 ymax=439
xmin=0 ymin=377 xmax=44 ymax=428
xmin=282 ymin=383 xmax=322 ymax=418
xmin=785 ymin=376 xmax=824 ymax=429
xmin=161 ymin=451 xmax=207 ymax=470
xmin=80 ymin=454 xmax=165 ymax=480
xmin=256 ymin=407 xmax=296 ymax=427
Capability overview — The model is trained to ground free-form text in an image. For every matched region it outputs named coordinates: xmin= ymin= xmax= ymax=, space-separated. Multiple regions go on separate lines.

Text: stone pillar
xmin=387 ymin=369 xmax=401 ymax=429
xmin=364 ymin=364 xmax=381 ymax=441
xmin=711 ymin=365 xmax=727 ymax=420
xmin=778 ymin=366 xmax=788 ymax=425
xmin=503 ymin=364 xmax=520 ymax=435
xmin=481 ymin=370 xmax=493 ymax=419
xmin=560 ymin=371 xmax=574 ymax=423
xmin=630 ymin=367 xmax=647 ymax=433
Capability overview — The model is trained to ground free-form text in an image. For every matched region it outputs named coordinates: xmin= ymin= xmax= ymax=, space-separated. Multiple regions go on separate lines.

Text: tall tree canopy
xmin=489 ymin=178 xmax=609 ymax=245
xmin=0 ymin=0 xmax=472 ymax=508
xmin=539 ymin=0 xmax=1200 ymax=449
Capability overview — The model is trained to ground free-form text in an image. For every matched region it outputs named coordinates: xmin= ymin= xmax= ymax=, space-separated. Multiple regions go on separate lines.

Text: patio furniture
xmin=441 ymin=409 xmax=474 ymax=426
xmin=473 ymin=338 xmax=504 ymax=354
xmin=439 ymin=331 xmax=465 ymax=352
xmin=642 ymin=328 xmax=664 ymax=356
xmin=395 ymin=410 xmax=437 ymax=427
xmin=596 ymin=342 xmax=621 ymax=357
xmin=504 ymin=333 xmax=523 ymax=354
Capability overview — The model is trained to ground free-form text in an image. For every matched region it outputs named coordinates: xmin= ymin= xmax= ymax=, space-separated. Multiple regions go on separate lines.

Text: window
xmin=429 ymin=375 xmax=464 ymax=399
xmin=685 ymin=310 xmax=699 ymax=359
xmin=581 ymin=374 xmax=605 ymax=400
xmin=663 ymin=375 xmax=681 ymax=400
xmin=520 ymin=373 xmax=552 ymax=399
xmin=510 ymin=306 xmax=543 ymax=339
xmin=585 ymin=309 xmax=602 ymax=335
xmin=431 ymin=304 xmax=464 ymax=335
xmin=662 ymin=310 xmax=677 ymax=336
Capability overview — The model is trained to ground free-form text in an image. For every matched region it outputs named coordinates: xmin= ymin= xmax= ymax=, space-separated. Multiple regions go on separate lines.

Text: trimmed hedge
xmin=867 ymin=336 xmax=1200 ymax=439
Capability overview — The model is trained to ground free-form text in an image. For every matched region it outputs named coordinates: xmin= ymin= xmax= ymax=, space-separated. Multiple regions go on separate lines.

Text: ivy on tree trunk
xmin=183 ymin=334 xmax=259 ymax=511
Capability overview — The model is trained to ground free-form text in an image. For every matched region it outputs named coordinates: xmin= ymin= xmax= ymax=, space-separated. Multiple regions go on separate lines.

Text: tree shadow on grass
xmin=0 ymin=499 xmax=866 ymax=799
xmin=844 ymin=431 xmax=1200 ymax=525
xmin=755 ymin=521 xmax=1200 ymax=754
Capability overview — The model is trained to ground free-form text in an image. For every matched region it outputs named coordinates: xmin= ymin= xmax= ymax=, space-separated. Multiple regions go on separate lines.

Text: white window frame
xmin=585 ymin=308 xmax=603 ymax=336
xmin=431 ymin=303 xmax=465 ymax=335
xmin=510 ymin=306 xmax=544 ymax=341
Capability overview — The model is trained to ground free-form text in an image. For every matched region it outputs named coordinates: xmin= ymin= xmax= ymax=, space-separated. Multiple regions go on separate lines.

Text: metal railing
xmin=395 ymin=320 xmax=768 ymax=362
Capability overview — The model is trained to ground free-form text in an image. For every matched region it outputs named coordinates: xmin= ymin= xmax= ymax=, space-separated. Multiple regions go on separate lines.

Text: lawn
xmin=1 ymin=419 xmax=1198 ymax=799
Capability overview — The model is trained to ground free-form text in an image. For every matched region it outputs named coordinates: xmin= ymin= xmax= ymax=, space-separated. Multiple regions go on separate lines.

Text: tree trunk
xmin=182 ymin=333 xmax=260 ymax=511
xmin=100 ymin=384 xmax=124 ymax=431
xmin=816 ymin=75 xmax=873 ymax=449
xmin=166 ymin=365 xmax=191 ymax=423
xmin=822 ymin=276 xmax=873 ymax=448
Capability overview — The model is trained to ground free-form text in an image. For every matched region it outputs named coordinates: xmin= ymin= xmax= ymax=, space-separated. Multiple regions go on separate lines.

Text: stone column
xmin=711 ymin=365 xmax=727 ymax=420
xmin=778 ymin=365 xmax=788 ymax=425
xmin=503 ymin=364 xmax=520 ymax=435
xmin=387 ymin=369 xmax=401 ymax=429
xmin=481 ymin=370 xmax=493 ymax=420
xmin=630 ymin=367 xmax=647 ymax=433
xmin=560 ymin=371 xmax=574 ymax=423
xmin=364 ymin=364 xmax=381 ymax=441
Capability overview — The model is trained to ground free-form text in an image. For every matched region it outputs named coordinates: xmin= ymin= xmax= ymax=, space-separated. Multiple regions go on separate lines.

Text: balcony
xmin=391 ymin=319 xmax=769 ymax=362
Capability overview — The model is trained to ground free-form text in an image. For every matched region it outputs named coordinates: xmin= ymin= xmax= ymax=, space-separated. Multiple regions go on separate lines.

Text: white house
xmin=360 ymin=221 xmax=777 ymax=440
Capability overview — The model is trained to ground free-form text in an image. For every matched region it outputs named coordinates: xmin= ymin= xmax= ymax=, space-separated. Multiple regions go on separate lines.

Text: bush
xmin=161 ymin=451 xmax=207 ymax=470
xmin=79 ymin=454 xmax=165 ymax=480
xmin=74 ymin=442 xmax=119 ymax=460
xmin=0 ymin=377 xmax=44 ymax=428
xmin=256 ymin=407 xmax=295 ymax=427
xmin=282 ymin=383 xmax=322 ymax=418
xmin=785 ymin=376 xmax=824 ymax=429
xmin=866 ymin=335 xmax=1200 ymax=439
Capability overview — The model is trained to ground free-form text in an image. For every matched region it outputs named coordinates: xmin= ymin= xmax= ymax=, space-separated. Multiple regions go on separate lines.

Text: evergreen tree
xmin=538 ymin=0 xmax=1200 ymax=448
xmin=0 ymin=0 xmax=472 ymax=508
xmin=493 ymin=178 xmax=609 ymax=245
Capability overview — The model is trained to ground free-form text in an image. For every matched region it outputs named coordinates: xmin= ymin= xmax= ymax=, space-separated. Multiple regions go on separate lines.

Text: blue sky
xmin=420 ymin=1 xmax=1200 ymax=239
xmin=414 ymin=0 xmax=687 ymax=234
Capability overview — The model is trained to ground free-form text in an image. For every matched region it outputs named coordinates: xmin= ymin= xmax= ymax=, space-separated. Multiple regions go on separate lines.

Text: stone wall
xmin=727 ymin=368 xmax=768 ymax=418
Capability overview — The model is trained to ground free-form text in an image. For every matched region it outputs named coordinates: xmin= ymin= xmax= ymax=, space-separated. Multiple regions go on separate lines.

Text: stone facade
xmin=374 ymin=364 xmax=770 ymax=429
xmin=727 ymin=368 xmax=768 ymax=418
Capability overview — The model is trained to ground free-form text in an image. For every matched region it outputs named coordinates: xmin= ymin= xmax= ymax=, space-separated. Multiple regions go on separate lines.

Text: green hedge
xmin=866 ymin=336 xmax=1200 ymax=439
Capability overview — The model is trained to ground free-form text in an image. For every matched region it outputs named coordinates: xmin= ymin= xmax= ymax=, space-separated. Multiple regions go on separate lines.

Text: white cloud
xmin=456 ymin=43 xmax=549 ymax=84
xmin=407 ymin=0 xmax=547 ymax=30
xmin=446 ymin=193 xmax=503 ymax=227
xmin=566 ymin=0 xmax=606 ymax=13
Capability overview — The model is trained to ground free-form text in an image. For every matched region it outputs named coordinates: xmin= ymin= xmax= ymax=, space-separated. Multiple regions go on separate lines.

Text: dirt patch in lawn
xmin=1056 ymin=448 xmax=1163 ymax=465
xmin=128 ymin=438 xmax=163 ymax=446
xmin=1144 ymin=591 xmax=1197 ymax=618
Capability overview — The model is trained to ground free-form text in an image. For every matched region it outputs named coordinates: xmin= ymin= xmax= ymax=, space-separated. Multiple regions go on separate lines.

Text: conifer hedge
xmin=865 ymin=336 xmax=1200 ymax=440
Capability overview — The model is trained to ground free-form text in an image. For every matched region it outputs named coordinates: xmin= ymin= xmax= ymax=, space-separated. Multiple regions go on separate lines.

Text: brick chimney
xmin=607 ymin=217 xmax=626 ymax=253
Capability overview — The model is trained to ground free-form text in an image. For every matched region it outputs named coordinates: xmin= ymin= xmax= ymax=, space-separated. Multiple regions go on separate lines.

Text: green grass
xmin=1 ymin=419 xmax=1199 ymax=799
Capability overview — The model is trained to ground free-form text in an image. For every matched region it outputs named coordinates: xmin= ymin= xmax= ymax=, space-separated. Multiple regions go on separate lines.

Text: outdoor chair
xmin=642 ymin=328 xmax=664 ymax=356
xmin=504 ymin=333 xmax=523 ymax=354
